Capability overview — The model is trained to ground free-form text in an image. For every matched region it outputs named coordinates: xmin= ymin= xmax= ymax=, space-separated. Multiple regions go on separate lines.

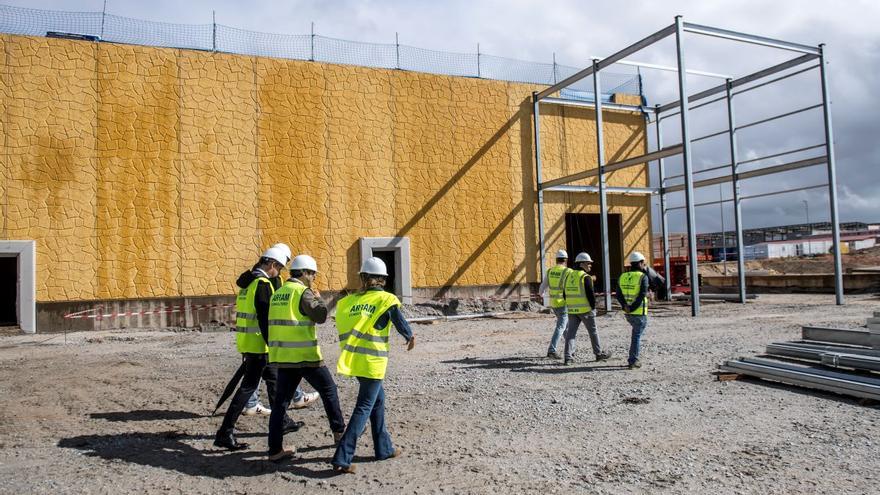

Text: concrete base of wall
xmin=702 ymin=273 xmax=880 ymax=294
xmin=33 ymin=283 xmax=541 ymax=333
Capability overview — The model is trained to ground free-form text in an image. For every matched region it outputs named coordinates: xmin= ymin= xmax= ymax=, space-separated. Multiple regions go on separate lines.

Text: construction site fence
xmin=0 ymin=4 xmax=641 ymax=96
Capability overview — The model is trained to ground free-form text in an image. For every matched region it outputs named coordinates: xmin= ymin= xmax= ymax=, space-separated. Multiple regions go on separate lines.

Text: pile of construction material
xmin=719 ymin=312 xmax=880 ymax=401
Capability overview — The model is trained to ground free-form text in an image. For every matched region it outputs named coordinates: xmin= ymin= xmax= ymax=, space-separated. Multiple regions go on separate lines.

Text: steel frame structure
xmin=531 ymin=16 xmax=843 ymax=316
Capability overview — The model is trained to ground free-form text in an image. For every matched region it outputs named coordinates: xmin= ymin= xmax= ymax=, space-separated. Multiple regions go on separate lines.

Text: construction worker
xmin=236 ymin=243 xmax=319 ymax=416
xmin=562 ymin=252 xmax=611 ymax=365
xmin=266 ymin=254 xmax=346 ymax=462
xmin=331 ymin=257 xmax=415 ymax=474
xmin=214 ymin=247 xmax=300 ymax=451
xmin=616 ymin=251 xmax=650 ymax=369
xmin=538 ymin=249 xmax=571 ymax=359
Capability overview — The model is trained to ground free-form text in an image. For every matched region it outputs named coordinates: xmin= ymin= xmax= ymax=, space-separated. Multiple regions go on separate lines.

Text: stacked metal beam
xmin=719 ymin=312 xmax=880 ymax=400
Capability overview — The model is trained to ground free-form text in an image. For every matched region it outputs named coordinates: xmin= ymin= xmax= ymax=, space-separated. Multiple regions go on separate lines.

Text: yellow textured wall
xmin=0 ymin=34 xmax=650 ymax=302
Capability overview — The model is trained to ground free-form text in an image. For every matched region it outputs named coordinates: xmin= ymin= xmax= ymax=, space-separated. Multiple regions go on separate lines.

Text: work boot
xmin=563 ymin=358 xmax=572 ymax=366
xmin=268 ymin=447 xmax=295 ymax=463
xmin=379 ymin=447 xmax=403 ymax=461
xmin=595 ymin=351 xmax=611 ymax=361
xmin=333 ymin=431 xmax=344 ymax=444
xmin=628 ymin=360 xmax=642 ymax=370
xmin=547 ymin=351 xmax=561 ymax=359
xmin=332 ymin=463 xmax=357 ymax=474
xmin=283 ymin=420 xmax=305 ymax=434
xmin=213 ymin=431 xmax=248 ymax=451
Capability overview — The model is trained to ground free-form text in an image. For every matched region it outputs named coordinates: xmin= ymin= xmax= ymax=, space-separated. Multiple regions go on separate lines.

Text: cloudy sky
xmin=7 ymin=0 xmax=879 ymax=235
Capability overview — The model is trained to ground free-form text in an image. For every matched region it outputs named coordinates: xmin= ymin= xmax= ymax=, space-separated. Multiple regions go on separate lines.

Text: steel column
xmin=593 ymin=60 xmax=612 ymax=311
xmin=819 ymin=45 xmax=844 ymax=305
xmin=725 ymin=80 xmax=746 ymax=303
xmin=532 ymin=93 xmax=547 ymax=292
xmin=655 ymin=106 xmax=672 ymax=299
xmin=674 ymin=16 xmax=700 ymax=316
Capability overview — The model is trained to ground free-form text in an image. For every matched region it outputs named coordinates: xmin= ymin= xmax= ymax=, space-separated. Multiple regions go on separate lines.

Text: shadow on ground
xmin=89 ymin=410 xmax=205 ymax=422
xmin=57 ymin=431 xmax=364 ymax=479
xmin=442 ymin=356 xmax=629 ymax=373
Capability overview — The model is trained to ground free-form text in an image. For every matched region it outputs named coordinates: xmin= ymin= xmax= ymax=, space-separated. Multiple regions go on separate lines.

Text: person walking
xmin=538 ymin=249 xmax=571 ymax=359
xmin=562 ymin=252 xmax=611 ymax=366
xmin=214 ymin=247 xmax=301 ymax=451
xmin=330 ymin=257 xmax=415 ymax=474
xmin=616 ymin=252 xmax=650 ymax=370
xmin=266 ymin=254 xmax=347 ymax=462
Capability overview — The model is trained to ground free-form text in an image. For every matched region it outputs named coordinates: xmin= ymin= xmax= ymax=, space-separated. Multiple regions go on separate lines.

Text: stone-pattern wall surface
xmin=0 ymin=35 xmax=650 ymax=302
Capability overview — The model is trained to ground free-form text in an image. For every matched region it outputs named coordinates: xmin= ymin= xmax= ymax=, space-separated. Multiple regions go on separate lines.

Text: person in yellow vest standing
xmin=562 ymin=252 xmax=611 ymax=366
xmin=616 ymin=252 xmax=650 ymax=370
xmin=266 ymin=254 xmax=346 ymax=462
xmin=331 ymin=257 xmax=415 ymax=474
xmin=538 ymin=249 xmax=570 ymax=359
xmin=214 ymin=247 xmax=300 ymax=451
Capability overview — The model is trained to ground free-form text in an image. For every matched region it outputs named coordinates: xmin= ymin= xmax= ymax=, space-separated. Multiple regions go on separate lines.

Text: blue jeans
xmin=625 ymin=314 xmax=648 ymax=365
xmin=547 ymin=307 xmax=568 ymax=354
xmin=331 ymin=377 xmax=394 ymax=468
xmin=246 ymin=380 xmax=303 ymax=408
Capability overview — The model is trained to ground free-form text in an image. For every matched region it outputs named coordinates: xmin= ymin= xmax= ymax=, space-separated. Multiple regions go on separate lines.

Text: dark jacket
xmin=615 ymin=268 xmax=649 ymax=314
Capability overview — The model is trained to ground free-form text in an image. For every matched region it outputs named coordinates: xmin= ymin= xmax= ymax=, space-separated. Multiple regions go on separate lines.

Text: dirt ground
xmin=0 ymin=294 xmax=878 ymax=494
xmin=699 ymin=245 xmax=880 ymax=276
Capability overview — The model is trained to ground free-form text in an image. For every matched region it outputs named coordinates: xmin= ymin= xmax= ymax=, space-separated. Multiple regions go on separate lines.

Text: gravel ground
xmin=0 ymin=294 xmax=878 ymax=494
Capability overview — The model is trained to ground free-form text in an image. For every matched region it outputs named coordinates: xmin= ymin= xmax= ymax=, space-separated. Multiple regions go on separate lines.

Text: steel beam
xmin=819 ymin=45 xmax=844 ymax=305
xmin=733 ymin=64 xmax=820 ymax=96
xmin=666 ymin=183 xmax=828 ymax=211
xmin=593 ymin=60 xmax=612 ymax=311
xmin=656 ymin=53 xmax=818 ymax=114
xmin=532 ymin=92 xmax=547 ymax=291
xmin=655 ymin=108 xmax=671 ymax=299
xmin=543 ymin=185 xmax=658 ymax=194
xmin=802 ymin=326 xmax=871 ymax=347
xmin=663 ymin=156 xmax=827 ymax=194
xmin=719 ymin=358 xmax=880 ymax=400
xmin=539 ymin=97 xmax=646 ymax=113
xmin=737 ymin=143 xmax=826 ymax=166
xmin=536 ymin=23 xmax=676 ymax=100
xmin=540 ymin=146 xmax=683 ymax=190
xmin=772 ymin=341 xmax=880 ymax=358
xmin=765 ymin=343 xmax=880 ymax=372
xmin=736 ymin=103 xmax=823 ymax=132
xmin=682 ymin=22 xmax=821 ymax=55
xmin=726 ymin=80 xmax=746 ymax=303
xmin=674 ymin=16 xmax=700 ymax=316
xmin=590 ymin=56 xmax=731 ymax=79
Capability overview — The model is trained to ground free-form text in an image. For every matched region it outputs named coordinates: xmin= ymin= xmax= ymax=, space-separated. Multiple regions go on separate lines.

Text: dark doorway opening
xmin=371 ymin=250 xmax=398 ymax=297
xmin=564 ymin=213 xmax=623 ymax=293
xmin=0 ymin=256 xmax=17 ymax=326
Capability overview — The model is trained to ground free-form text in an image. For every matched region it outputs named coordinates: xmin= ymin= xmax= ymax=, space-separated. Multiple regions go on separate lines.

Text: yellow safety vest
xmin=564 ymin=270 xmax=592 ymax=314
xmin=336 ymin=290 xmax=401 ymax=380
xmin=619 ymin=270 xmax=647 ymax=315
xmin=235 ymin=276 xmax=273 ymax=354
xmin=547 ymin=265 xmax=571 ymax=309
xmin=267 ymin=280 xmax=321 ymax=364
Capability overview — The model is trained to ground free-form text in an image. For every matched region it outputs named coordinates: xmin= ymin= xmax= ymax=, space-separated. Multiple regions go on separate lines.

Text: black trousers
xmin=268 ymin=366 xmax=345 ymax=453
xmin=217 ymin=353 xmax=291 ymax=437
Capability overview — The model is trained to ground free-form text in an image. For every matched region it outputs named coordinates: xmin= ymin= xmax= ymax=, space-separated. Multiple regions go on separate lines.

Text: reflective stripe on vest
xmin=619 ymin=270 xmax=648 ymax=315
xmin=267 ymin=281 xmax=321 ymax=364
xmin=235 ymin=277 xmax=272 ymax=354
xmin=335 ymin=290 xmax=401 ymax=380
xmin=564 ymin=270 xmax=592 ymax=314
xmin=547 ymin=265 xmax=570 ymax=309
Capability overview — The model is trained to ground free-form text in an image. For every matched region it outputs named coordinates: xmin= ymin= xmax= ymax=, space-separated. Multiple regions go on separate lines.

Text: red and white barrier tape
xmin=63 ymin=303 xmax=235 ymax=320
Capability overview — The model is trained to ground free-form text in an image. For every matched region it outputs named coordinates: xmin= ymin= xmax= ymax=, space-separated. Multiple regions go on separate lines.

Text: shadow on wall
xmin=344 ymin=96 xmax=539 ymax=298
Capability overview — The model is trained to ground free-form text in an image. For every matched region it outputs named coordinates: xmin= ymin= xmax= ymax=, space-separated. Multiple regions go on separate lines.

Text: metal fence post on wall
xmin=477 ymin=43 xmax=481 ymax=78
xmin=100 ymin=0 xmax=107 ymax=40
xmin=552 ymin=52 xmax=557 ymax=85
xmin=593 ymin=58 xmax=613 ymax=312
xmin=395 ymin=32 xmax=400 ymax=69
xmin=310 ymin=22 xmax=315 ymax=61
xmin=674 ymin=15 xmax=700 ymax=316
xmin=818 ymin=44 xmax=844 ymax=305
xmin=726 ymin=79 xmax=747 ymax=303
xmin=212 ymin=10 xmax=216 ymax=52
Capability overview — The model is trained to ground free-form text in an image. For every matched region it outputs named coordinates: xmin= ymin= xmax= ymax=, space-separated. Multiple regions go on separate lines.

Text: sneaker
xmin=332 ymin=464 xmax=357 ymax=474
xmin=282 ymin=420 xmax=305 ymax=434
xmin=628 ymin=360 xmax=642 ymax=370
xmin=292 ymin=391 xmax=320 ymax=409
xmin=267 ymin=448 xmax=295 ymax=463
xmin=243 ymin=404 xmax=271 ymax=416
xmin=595 ymin=351 xmax=611 ymax=361
xmin=547 ymin=351 xmax=561 ymax=359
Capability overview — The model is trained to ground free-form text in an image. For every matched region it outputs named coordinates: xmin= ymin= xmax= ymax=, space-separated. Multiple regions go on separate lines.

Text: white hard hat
xmin=290 ymin=254 xmax=318 ymax=272
xmin=555 ymin=249 xmax=568 ymax=259
xmin=261 ymin=247 xmax=288 ymax=266
xmin=271 ymin=243 xmax=292 ymax=264
xmin=629 ymin=251 xmax=646 ymax=263
xmin=575 ymin=252 xmax=593 ymax=263
xmin=360 ymin=256 xmax=389 ymax=277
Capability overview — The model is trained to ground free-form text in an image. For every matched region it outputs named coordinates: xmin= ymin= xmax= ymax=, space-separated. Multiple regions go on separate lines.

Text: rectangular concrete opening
xmin=0 ymin=256 xmax=17 ymax=326
xmin=371 ymin=249 xmax=399 ymax=297
xmin=565 ymin=213 xmax=623 ymax=293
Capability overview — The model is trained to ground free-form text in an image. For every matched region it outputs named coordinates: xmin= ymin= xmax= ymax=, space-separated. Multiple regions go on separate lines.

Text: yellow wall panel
xmin=95 ymin=44 xmax=180 ymax=299
xmin=4 ymin=37 xmax=98 ymax=301
xmin=179 ymin=51 xmax=259 ymax=297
